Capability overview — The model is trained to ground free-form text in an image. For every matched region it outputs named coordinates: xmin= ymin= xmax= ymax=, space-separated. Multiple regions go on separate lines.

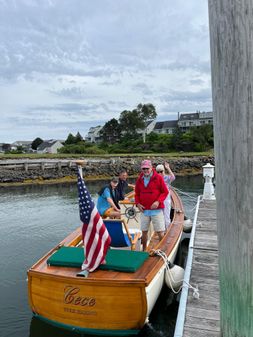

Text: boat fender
xmin=183 ymin=216 xmax=192 ymax=233
xmin=165 ymin=263 xmax=184 ymax=291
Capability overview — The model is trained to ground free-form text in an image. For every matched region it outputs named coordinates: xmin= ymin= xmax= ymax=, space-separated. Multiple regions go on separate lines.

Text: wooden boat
xmin=27 ymin=188 xmax=184 ymax=336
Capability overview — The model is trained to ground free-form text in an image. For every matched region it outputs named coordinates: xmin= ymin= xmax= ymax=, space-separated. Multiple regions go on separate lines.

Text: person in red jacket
xmin=135 ymin=159 xmax=169 ymax=251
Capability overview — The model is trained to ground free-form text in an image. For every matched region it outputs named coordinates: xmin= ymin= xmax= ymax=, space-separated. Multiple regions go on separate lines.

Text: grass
xmin=0 ymin=150 xmax=214 ymax=160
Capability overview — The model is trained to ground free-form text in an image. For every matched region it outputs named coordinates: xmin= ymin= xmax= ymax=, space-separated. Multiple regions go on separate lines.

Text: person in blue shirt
xmin=97 ymin=177 xmax=121 ymax=219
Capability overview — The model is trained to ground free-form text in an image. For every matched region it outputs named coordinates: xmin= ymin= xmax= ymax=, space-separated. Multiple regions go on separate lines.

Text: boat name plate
xmin=64 ymin=286 xmax=96 ymax=307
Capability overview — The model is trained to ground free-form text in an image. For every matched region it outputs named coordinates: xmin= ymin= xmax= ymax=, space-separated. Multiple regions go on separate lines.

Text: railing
xmin=0 ymin=158 xmax=134 ymax=172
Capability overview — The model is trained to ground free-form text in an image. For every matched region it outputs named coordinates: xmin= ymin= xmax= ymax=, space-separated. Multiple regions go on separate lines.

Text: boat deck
xmin=29 ymin=190 xmax=184 ymax=287
xmin=182 ymin=199 xmax=220 ymax=337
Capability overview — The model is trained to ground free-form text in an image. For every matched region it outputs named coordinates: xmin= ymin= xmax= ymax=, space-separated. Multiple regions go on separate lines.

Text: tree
xmin=133 ymin=103 xmax=157 ymax=142
xmin=31 ymin=137 xmax=43 ymax=150
xmin=75 ymin=132 xmax=83 ymax=143
xmin=171 ymin=127 xmax=184 ymax=151
xmin=119 ymin=110 xmax=143 ymax=136
xmin=65 ymin=133 xmax=76 ymax=145
xmin=188 ymin=124 xmax=214 ymax=151
xmin=135 ymin=103 xmax=157 ymax=124
xmin=100 ymin=118 xmax=122 ymax=144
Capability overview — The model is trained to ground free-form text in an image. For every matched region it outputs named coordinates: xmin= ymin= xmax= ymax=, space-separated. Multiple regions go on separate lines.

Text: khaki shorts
xmin=103 ymin=207 xmax=114 ymax=218
xmin=140 ymin=210 xmax=165 ymax=232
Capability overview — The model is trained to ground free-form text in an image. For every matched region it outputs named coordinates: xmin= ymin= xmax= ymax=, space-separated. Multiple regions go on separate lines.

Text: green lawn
xmin=0 ymin=150 xmax=213 ymax=160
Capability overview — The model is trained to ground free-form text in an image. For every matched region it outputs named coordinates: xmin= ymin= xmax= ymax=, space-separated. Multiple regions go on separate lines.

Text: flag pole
xmin=75 ymin=160 xmax=86 ymax=179
xmin=74 ymin=159 xmax=111 ymax=277
xmin=75 ymin=160 xmax=90 ymax=277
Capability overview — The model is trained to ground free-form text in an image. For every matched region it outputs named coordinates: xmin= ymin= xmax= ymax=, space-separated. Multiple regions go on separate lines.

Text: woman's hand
xmin=164 ymin=161 xmax=170 ymax=170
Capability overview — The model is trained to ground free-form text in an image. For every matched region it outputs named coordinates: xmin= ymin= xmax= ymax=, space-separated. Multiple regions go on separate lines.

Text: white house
xmin=37 ymin=140 xmax=63 ymax=154
xmin=11 ymin=140 xmax=32 ymax=152
xmin=153 ymin=120 xmax=178 ymax=134
xmin=178 ymin=111 xmax=213 ymax=131
xmin=137 ymin=120 xmax=156 ymax=142
xmin=85 ymin=125 xmax=103 ymax=143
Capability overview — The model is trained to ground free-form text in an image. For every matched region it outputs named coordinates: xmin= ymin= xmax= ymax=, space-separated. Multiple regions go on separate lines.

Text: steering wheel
xmin=124 ymin=206 xmax=140 ymax=223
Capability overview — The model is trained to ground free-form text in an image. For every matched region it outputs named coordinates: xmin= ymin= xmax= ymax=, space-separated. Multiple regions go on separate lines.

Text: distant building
xmin=137 ymin=120 xmax=156 ymax=142
xmin=178 ymin=111 xmax=213 ymax=132
xmin=11 ymin=140 xmax=32 ymax=152
xmin=153 ymin=120 xmax=178 ymax=134
xmin=85 ymin=125 xmax=103 ymax=143
xmin=0 ymin=143 xmax=11 ymax=153
xmin=84 ymin=111 xmax=213 ymax=143
xmin=37 ymin=140 xmax=63 ymax=154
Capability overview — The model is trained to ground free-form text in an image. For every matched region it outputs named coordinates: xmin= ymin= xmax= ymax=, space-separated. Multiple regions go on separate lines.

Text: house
xmin=11 ymin=140 xmax=32 ymax=152
xmin=0 ymin=143 xmax=11 ymax=153
xmin=84 ymin=111 xmax=213 ymax=143
xmin=137 ymin=120 xmax=156 ymax=142
xmin=178 ymin=111 xmax=213 ymax=132
xmin=199 ymin=111 xmax=213 ymax=125
xmin=153 ymin=120 xmax=178 ymax=135
xmin=85 ymin=125 xmax=103 ymax=143
xmin=37 ymin=140 xmax=63 ymax=154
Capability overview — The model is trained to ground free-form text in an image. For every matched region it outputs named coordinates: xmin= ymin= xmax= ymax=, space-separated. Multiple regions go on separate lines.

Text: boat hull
xmin=27 ymin=189 xmax=184 ymax=335
xmin=28 ymin=273 xmax=147 ymax=335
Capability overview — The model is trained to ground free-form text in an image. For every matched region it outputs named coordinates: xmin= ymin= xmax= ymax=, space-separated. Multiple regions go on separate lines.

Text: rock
xmin=0 ymin=156 xmax=214 ymax=184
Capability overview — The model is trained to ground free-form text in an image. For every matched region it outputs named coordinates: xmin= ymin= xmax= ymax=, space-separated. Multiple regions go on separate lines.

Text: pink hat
xmin=141 ymin=159 xmax=152 ymax=169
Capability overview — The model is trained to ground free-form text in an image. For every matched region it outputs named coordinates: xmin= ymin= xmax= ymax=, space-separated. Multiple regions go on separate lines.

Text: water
xmin=0 ymin=175 xmax=203 ymax=337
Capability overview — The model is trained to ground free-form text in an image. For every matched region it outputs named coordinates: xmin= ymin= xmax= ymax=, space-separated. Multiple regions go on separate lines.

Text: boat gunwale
xmin=27 ymin=188 xmax=184 ymax=286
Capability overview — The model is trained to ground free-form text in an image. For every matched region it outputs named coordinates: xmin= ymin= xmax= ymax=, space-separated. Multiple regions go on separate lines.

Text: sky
xmin=0 ymin=0 xmax=212 ymax=143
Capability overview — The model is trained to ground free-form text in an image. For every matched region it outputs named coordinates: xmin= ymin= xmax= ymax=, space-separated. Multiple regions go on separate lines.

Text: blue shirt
xmin=97 ymin=187 xmax=113 ymax=216
xmin=143 ymin=209 xmax=162 ymax=216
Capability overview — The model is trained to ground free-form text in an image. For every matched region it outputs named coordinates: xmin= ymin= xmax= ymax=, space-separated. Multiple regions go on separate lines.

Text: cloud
xmin=0 ymin=0 xmax=212 ymax=143
xmin=49 ymin=87 xmax=86 ymax=99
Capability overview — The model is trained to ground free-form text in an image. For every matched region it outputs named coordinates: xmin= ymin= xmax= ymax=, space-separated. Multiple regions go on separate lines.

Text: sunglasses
xmin=142 ymin=167 xmax=150 ymax=170
xmin=157 ymin=171 xmax=164 ymax=173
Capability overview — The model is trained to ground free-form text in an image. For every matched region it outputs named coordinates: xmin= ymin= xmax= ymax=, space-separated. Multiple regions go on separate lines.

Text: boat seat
xmin=47 ymin=247 xmax=149 ymax=273
xmin=103 ymin=219 xmax=141 ymax=251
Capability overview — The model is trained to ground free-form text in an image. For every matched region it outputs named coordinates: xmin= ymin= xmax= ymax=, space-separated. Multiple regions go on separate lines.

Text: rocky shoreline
xmin=0 ymin=156 xmax=214 ymax=186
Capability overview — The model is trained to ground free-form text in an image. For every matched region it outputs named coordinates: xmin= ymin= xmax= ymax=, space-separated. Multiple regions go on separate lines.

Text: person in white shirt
xmin=156 ymin=162 xmax=175 ymax=229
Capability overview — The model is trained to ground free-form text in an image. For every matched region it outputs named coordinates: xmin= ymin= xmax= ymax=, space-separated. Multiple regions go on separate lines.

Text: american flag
xmin=77 ymin=167 xmax=111 ymax=272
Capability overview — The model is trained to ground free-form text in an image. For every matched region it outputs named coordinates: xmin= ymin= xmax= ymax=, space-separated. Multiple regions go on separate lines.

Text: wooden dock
xmin=174 ymin=198 xmax=220 ymax=337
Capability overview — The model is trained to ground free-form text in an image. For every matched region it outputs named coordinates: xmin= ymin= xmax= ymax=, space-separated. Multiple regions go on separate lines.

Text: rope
xmin=153 ymin=249 xmax=199 ymax=298
xmin=173 ymin=187 xmax=199 ymax=201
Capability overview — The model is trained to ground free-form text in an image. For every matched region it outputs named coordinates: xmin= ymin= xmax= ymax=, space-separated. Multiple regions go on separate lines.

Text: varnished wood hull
xmin=28 ymin=274 xmax=147 ymax=334
xmin=27 ymin=189 xmax=184 ymax=335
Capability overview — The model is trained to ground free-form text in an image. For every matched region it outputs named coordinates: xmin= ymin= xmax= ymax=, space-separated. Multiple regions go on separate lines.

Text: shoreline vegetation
xmin=0 ymin=152 xmax=214 ymax=187
xmin=0 ymin=151 xmax=213 ymax=159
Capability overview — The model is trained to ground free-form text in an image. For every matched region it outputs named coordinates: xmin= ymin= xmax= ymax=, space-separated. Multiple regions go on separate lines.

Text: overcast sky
xmin=0 ymin=0 xmax=211 ymax=143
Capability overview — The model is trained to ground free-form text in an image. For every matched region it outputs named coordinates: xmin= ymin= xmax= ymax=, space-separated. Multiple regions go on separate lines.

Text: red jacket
xmin=135 ymin=169 xmax=169 ymax=210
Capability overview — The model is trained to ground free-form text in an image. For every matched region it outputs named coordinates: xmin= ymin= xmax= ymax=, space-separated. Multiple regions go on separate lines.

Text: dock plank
xmin=182 ymin=199 xmax=220 ymax=336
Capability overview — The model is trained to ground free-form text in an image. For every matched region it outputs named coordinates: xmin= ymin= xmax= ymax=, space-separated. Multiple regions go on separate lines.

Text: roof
xmin=179 ymin=113 xmax=199 ymax=121
xmin=154 ymin=120 xmax=178 ymax=130
xmin=12 ymin=140 xmax=32 ymax=146
xmin=145 ymin=120 xmax=154 ymax=127
xmin=199 ymin=111 xmax=213 ymax=119
xmin=37 ymin=139 xmax=61 ymax=151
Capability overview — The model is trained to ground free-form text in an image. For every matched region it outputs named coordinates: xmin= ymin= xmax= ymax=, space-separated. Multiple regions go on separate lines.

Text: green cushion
xmin=47 ymin=247 xmax=149 ymax=273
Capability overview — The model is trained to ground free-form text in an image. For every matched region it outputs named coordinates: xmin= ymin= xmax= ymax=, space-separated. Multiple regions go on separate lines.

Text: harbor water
xmin=0 ymin=175 xmax=203 ymax=337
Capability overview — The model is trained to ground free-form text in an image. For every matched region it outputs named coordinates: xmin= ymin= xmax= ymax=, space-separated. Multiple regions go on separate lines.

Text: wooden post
xmin=57 ymin=161 xmax=62 ymax=172
xmin=24 ymin=162 xmax=29 ymax=172
xmin=209 ymin=1 xmax=253 ymax=336
xmin=41 ymin=162 xmax=45 ymax=171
